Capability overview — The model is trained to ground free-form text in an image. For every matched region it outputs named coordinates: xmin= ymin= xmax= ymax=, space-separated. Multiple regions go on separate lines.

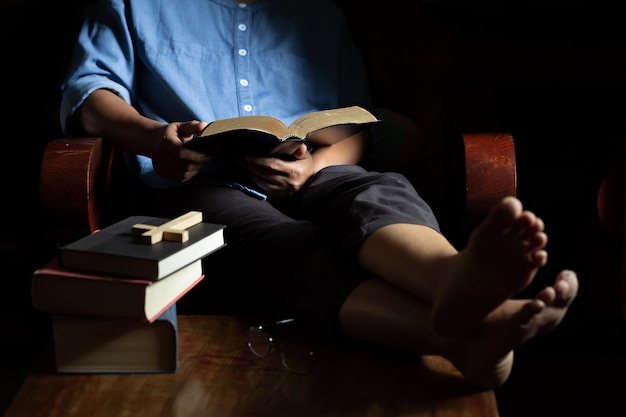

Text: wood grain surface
xmin=5 ymin=315 xmax=499 ymax=417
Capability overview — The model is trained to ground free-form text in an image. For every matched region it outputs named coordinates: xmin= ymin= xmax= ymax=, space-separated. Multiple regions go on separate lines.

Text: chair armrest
xmin=463 ymin=132 xmax=517 ymax=228
xmin=39 ymin=137 xmax=111 ymax=243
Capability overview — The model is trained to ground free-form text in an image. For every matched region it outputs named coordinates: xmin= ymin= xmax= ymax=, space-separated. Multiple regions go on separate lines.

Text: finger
xmin=179 ymin=120 xmax=208 ymax=137
xmin=291 ymin=143 xmax=308 ymax=159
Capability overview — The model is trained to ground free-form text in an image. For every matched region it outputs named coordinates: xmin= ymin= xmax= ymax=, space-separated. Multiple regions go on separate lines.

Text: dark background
xmin=1 ymin=1 xmax=624 ymax=416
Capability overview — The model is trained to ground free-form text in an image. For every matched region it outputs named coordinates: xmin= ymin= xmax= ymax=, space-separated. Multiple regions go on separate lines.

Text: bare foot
xmin=448 ymin=269 xmax=578 ymax=389
xmin=432 ymin=196 xmax=549 ymax=337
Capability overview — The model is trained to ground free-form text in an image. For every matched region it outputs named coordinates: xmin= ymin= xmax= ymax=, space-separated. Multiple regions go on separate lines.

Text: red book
xmin=32 ymin=257 xmax=203 ymax=322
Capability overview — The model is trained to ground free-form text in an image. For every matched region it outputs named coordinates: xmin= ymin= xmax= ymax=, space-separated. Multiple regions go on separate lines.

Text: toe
xmin=536 ymin=285 xmax=556 ymax=305
xmin=556 ymin=270 xmax=579 ymax=299
xmin=517 ymin=299 xmax=545 ymax=325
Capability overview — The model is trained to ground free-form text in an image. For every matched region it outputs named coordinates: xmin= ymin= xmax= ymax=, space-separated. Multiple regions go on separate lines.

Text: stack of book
xmin=32 ymin=211 xmax=226 ymax=373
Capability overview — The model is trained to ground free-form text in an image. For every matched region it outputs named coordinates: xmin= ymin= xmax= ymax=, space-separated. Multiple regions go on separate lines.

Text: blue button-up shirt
xmin=61 ymin=0 xmax=373 ymax=189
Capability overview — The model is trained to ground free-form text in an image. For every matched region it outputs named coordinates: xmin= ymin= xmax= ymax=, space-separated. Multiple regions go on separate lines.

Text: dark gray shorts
xmin=138 ymin=165 xmax=439 ymax=337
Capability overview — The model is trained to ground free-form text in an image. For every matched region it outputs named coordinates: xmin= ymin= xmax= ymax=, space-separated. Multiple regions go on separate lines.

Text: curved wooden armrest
xmin=39 ymin=131 xmax=517 ymax=243
xmin=39 ymin=137 xmax=111 ymax=242
xmin=463 ymin=132 xmax=517 ymax=227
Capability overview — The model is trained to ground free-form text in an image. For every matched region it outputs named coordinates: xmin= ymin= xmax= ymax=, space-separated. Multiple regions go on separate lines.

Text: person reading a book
xmin=60 ymin=0 xmax=579 ymax=389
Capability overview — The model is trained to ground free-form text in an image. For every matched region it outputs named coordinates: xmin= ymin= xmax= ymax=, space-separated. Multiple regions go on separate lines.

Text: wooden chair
xmin=38 ymin=121 xmax=516 ymax=246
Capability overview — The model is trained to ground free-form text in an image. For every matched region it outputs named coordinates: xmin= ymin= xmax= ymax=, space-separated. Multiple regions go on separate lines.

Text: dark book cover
xmin=58 ymin=215 xmax=226 ymax=280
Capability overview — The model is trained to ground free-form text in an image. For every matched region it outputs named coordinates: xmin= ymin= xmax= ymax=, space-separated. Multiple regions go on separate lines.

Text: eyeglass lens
xmin=247 ymin=328 xmax=273 ymax=357
xmin=247 ymin=322 xmax=315 ymax=374
xmin=279 ymin=342 xmax=314 ymax=374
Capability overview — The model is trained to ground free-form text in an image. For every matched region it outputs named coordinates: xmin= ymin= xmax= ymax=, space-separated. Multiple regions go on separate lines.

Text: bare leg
xmin=339 ymin=196 xmax=578 ymax=388
xmin=357 ymin=196 xmax=549 ymax=337
xmin=338 ymin=269 xmax=578 ymax=389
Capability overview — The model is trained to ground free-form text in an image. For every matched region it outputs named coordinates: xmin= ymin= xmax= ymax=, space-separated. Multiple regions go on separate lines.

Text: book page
xmin=288 ymin=106 xmax=379 ymax=140
xmin=199 ymin=116 xmax=289 ymax=139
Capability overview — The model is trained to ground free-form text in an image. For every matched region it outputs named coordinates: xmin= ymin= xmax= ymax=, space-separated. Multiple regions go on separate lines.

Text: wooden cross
xmin=132 ymin=211 xmax=203 ymax=245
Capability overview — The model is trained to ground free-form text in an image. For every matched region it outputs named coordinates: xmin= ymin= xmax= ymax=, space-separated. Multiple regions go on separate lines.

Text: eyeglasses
xmin=246 ymin=318 xmax=315 ymax=374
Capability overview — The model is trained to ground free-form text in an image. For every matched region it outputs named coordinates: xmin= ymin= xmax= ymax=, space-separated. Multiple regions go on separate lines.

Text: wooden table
xmin=4 ymin=315 xmax=499 ymax=417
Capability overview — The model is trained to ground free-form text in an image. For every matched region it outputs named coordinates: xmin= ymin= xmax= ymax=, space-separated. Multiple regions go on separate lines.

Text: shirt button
xmin=243 ymin=104 xmax=253 ymax=112
xmin=238 ymin=24 xmax=247 ymax=31
xmin=238 ymin=49 xmax=247 ymax=56
xmin=238 ymin=3 xmax=247 ymax=8
xmin=240 ymin=79 xmax=249 ymax=86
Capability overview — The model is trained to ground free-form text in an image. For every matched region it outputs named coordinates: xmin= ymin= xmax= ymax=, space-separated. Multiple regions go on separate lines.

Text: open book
xmin=185 ymin=106 xmax=380 ymax=158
